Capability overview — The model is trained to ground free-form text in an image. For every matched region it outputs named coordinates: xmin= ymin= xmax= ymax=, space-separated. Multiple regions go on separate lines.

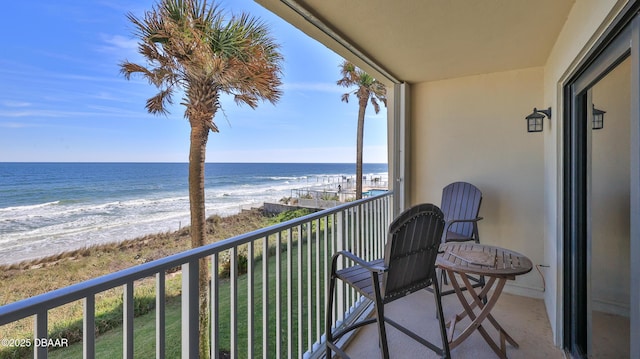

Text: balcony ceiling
xmin=256 ymin=0 xmax=575 ymax=84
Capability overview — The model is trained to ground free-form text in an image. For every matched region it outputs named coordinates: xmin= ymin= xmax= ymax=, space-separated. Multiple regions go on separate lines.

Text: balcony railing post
xmin=156 ymin=273 xmax=166 ymax=359
xmin=297 ymin=224 xmax=304 ymax=357
xmin=84 ymin=295 xmax=95 ymax=359
xmin=287 ymin=228 xmax=293 ymax=358
xmin=34 ymin=310 xmax=47 ymax=359
xmin=322 ymin=215 xmax=330 ymax=343
xmin=123 ymin=282 xmax=134 ymax=359
xmin=247 ymin=242 xmax=255 ymax=359
xmin=324 ymin=214 xmax=330 ymax=337
xmin=335 ymin=210 xmax=345 ymax=324
xmin=347 ymin=207 xmax=356 ymax=309
xmin=211 ymin=253 xmax=219 ymax=359
xmin=182 ymin=260 xmax=199 ymax=359
xmin=262 ymin=237 xmax=269 ymax=359
xmin=275 ymin=232 xmax=282 ymax=359
xmin=230 ymin=247 xmax=238 ymax=358
xmin=309 ymin=218 xmax=326 ymax=350
xmin=378 ymin=198 xmax=383 ymax=256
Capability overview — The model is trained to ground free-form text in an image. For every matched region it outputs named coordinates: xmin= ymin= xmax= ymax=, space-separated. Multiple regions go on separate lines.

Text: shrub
xmin=268 ymin=209 xmax=312 ymax=225
xmin=218 ymin=254 xmax=248 ymax=278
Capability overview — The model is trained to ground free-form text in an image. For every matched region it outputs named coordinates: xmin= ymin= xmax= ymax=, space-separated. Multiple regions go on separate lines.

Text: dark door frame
xmin=562 ymin=2 xmax=640 ymax=357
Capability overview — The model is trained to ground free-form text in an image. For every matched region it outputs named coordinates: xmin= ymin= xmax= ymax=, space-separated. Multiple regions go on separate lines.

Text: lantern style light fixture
xmin=525 ymin=107 xmax=552 ymax=132
xmin=592 ymin=105 xmax=606 ymax=130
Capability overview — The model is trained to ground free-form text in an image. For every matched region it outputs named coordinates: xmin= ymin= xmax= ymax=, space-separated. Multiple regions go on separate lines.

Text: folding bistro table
xmin=436 ymin=243 xmax=533 ymax=358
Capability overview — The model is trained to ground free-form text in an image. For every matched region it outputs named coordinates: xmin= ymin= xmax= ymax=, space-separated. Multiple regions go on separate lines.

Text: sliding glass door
xmin=563 ymin=9 xmax=640 ymax=359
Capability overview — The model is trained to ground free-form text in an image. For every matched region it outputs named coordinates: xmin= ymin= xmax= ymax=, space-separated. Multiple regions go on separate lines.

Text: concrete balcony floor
xmin=342 ymin=286 xmax=564 ymax=358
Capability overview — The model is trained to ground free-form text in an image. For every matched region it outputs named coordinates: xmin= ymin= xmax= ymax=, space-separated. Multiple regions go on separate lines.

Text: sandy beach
xmin=0 ymin=209 xmax=269 ymax=305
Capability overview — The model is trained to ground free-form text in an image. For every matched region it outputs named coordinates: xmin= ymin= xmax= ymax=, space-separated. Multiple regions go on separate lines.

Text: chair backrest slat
xmin=382 ymin=203 xmax=445 ymax=302
xmin=441 ymin=182 xmax=482 ymax=239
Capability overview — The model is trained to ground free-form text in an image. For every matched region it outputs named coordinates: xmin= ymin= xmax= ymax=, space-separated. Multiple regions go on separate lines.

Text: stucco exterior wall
xmin=384 ymin=0 xmax=630 ymax=346
xmin=410 ymin=67 xmax=546 ymax=297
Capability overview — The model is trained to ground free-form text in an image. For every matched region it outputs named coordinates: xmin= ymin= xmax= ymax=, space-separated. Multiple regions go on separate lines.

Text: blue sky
xmin=0 ymin=0 xmax=387 ymax=163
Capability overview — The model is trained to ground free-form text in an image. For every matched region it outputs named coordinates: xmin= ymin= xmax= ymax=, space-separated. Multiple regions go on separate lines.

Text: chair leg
xmin=371 ymin=275 xmax=389 ymax=359
xmin=435 ymin=268 xmax=446 ymax=321
xmin=440 ymin=267 xmax=448 ymax=286
xmin=374 ymin=301 xmax=389 ymax=359
xmin=433 ymin=273 xmax=451 ymax=359
xmin=326 ymin=274 xmax=337 ymax=359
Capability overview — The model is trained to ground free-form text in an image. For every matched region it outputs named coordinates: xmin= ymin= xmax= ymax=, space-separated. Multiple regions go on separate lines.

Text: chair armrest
xmin=445 ymin=217 xmax=483 ymax=230
xmin=447 ymin=216 xmax=483 ymax=224
xmin=330 ymin=250 xmax=387 ymax=275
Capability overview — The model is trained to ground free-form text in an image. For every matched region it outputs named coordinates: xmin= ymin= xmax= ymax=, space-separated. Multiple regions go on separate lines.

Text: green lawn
xmin=47 ymin=224 xmax=334 ymax=359
xmin=48 ymin=300 xmax=182 ymax=359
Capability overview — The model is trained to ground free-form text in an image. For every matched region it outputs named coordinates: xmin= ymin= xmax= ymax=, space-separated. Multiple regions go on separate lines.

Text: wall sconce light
xmin=525 ymin=107 xmax=552 ymax=132
xmin=592 ymin=105 xmax=606 ymax=130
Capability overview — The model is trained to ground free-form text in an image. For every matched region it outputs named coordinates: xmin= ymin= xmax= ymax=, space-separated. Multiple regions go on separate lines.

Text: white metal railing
xmin=0 ymin=192 xmax=392 ymax=359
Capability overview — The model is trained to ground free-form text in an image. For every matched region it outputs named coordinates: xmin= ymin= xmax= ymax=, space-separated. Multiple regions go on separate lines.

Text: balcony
xmin=343 ymin=287 xmax=563 ymax=358
xmin=0 ymin=192 xmax=564 ymax=358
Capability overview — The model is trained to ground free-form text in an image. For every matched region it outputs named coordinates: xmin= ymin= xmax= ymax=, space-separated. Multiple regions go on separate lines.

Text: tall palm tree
xmin=337 ymin=61 xmax=387 ymax=199
xmin=120 ymin=0 xmax=283 ymax=356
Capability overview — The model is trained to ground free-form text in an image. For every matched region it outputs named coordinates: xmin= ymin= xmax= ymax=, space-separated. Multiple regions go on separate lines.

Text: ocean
xmin=0 ymin=162 xmax=388 ymax=265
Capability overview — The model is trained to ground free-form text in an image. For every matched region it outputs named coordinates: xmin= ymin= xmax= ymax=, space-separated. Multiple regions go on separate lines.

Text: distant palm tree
xmin=120 ymin=0 xmax=283 ymax=355
xmin=337 ymin=61 xmax=387 ymax=199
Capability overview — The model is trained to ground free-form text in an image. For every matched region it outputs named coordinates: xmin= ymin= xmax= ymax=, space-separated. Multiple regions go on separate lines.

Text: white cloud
xmin=0 ymin=65 xmax=132 ymax=85
xmin=89 ymin=91 xmax=128 ymax=102
xmin=0 ymin=111 xmax=35 ymax=118
xmin=101 ymin=34 xmax=139 ymax=51
xmin=0 ymin=108 xmax=147 ymax=119
xmin=2 ymin=101 xmax=31 ymax=108
xmin=0 ymin=122 xmax=37 ymax=128
xmin=282 ymin=82 xmax=344 ymax=94
xmin=98 ymin=34 xmax=141 ymax=61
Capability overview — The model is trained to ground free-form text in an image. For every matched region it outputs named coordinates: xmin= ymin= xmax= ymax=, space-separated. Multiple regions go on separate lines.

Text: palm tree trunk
xmin=189 ymin=121 xmax=210 ymax=358
xmin=355 ymin=97 xmax=367 ymax=200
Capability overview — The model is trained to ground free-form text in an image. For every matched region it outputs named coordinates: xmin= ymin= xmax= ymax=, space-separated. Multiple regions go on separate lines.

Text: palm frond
xmin=122 ymin=0 xmax=283 ymax=122
xmin=370 ymin=97 xmax=380 ymax=114
xmin=210 ymin=11 xmax=283 ymax=105
xmin=234 ymin=93 xmax=258 ymax=109
xmin=207 ymin=120 xmax=220 ymax=133
xmin=337 ymin=60 xmax=387 ymax=110
xmin=145 ymin=88 xmax=174 ymax=115
xmin=336 ymin=78 xmax=353 ymax=88
xmin=359 ymin=73 xmax=374 ymax=87
xmin=120 ymin=62 xmax=153 ymax=80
